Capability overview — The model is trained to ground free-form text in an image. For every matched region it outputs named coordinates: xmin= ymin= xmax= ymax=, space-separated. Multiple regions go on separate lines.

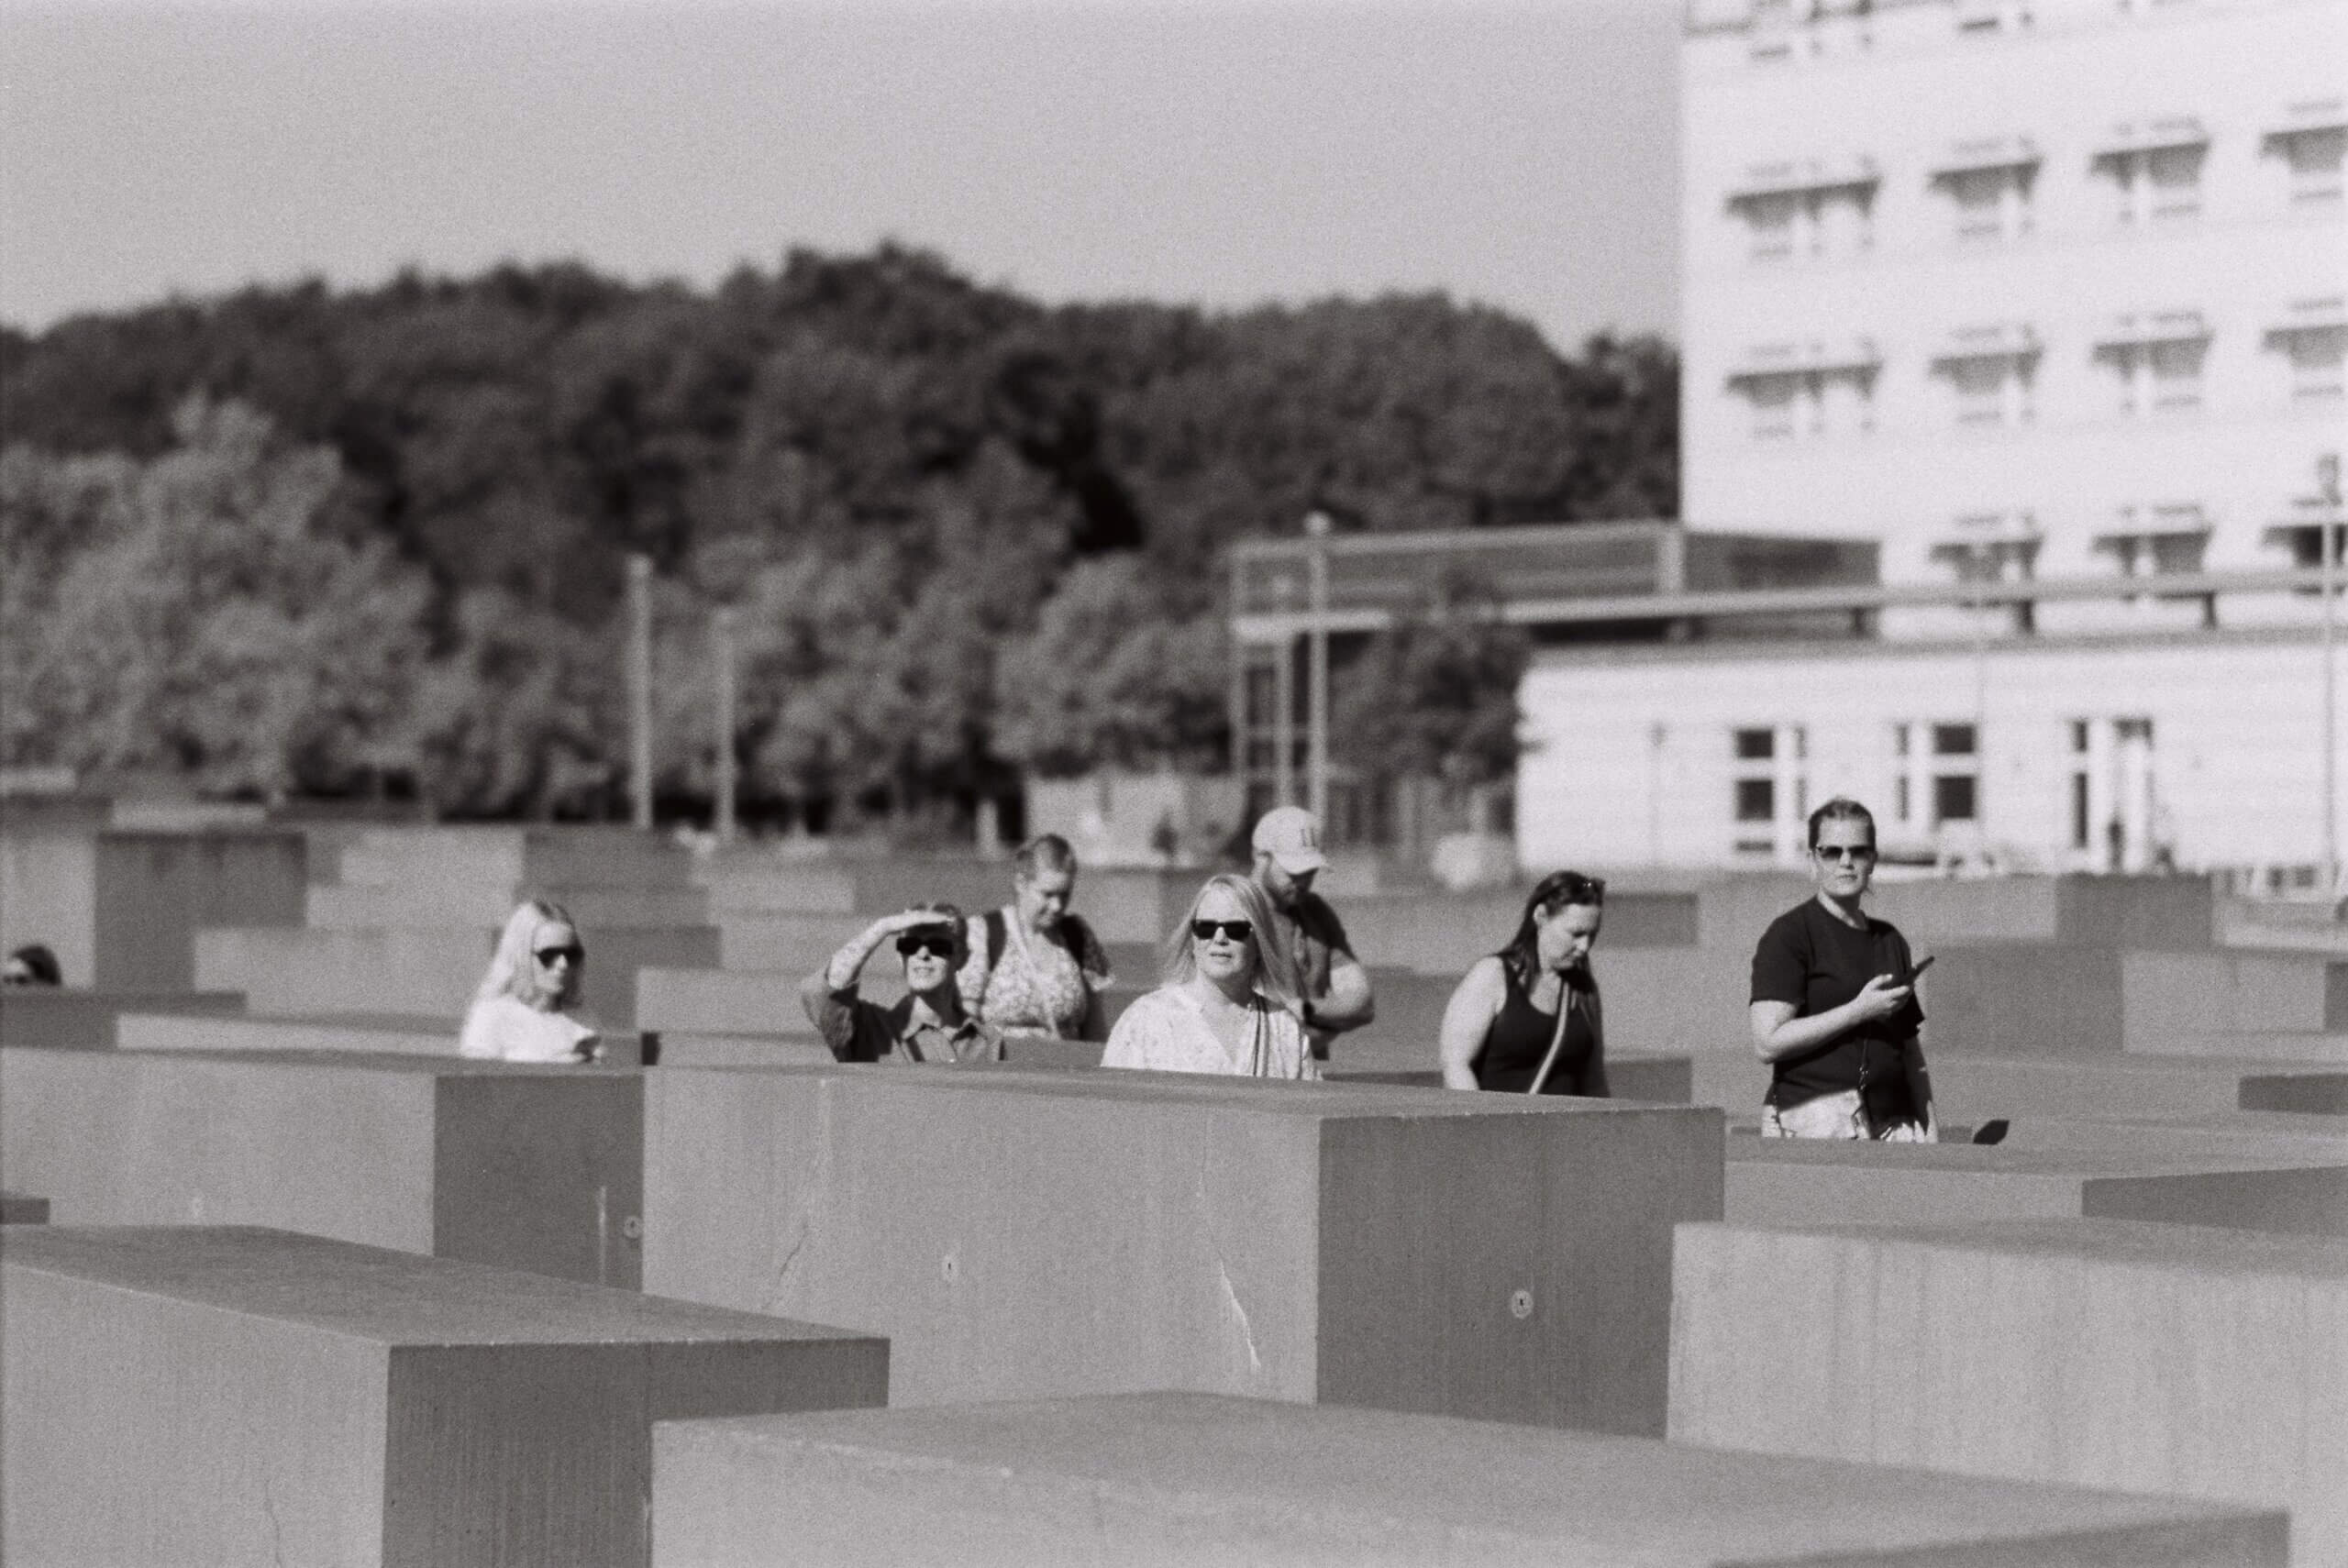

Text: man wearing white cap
xmin=1249 ymin=805 xmax=1375 ymax=1055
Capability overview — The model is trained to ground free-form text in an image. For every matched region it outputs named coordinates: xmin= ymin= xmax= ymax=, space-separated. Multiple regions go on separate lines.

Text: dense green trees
xmin=0 ymin=247 xmax=1676 ymax=822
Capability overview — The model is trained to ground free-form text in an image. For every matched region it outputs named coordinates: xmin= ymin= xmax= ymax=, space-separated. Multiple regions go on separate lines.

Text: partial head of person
xmin=1807 ymin=798 xmax=1879 ymax=900
xmin=1162 ymin=872 xmax=1303 ymax=1013
xmin=1501 ymin=870 xmax=1606 ymax=985
xmin=1249 ymin=805 xmax=1326 ymax=912
xmin=895 ymin=902 xmax=969 ymax=997
xmin=2 ymin=944 xmax=61 ymax=987
xmin=1011 ymin=834 xmax=1079 ymax=934
xmin=484 ymin=899 xmax=584 ymax=1012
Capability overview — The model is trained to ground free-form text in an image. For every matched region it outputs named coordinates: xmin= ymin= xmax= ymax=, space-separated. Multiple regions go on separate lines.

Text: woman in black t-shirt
xmin=1438 ymin=870 xmax=1611 ymax=1096
xmin=1747 ymin=799 xmax=1937 ymax=1140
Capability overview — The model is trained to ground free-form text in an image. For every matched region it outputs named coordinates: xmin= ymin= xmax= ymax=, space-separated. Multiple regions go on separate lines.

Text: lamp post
xmin=626 ymin=555 xmax=653 ymax=831
xmin=712 ymin=605 xmax=737 ymax=845
xmin=1304 ymin=510 xmax=1333 ymax=827
xmin=1270 ymin=572 xmax=1296 ymax=809
xmin=2322 ymin=454 xmax=2341 ymax=894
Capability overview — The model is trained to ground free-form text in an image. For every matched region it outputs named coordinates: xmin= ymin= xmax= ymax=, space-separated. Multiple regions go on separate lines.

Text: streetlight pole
xmin=2321 ymin=454 xmax=2341 ymax=895
xmin=1270 ymin=572 xmax=1296 ymax=809
xmin=1304 ymin=510 xmax=1333 ymax=827
xmin=712 ymin=605 xmax=737 ymax=845
xmin=626 ymin=555 xmax=654 ymax=831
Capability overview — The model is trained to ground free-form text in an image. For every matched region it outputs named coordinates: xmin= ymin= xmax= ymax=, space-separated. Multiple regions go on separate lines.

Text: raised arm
xmin=1747 ymin=974 xmax=1911 ymax=1064
xmin=799 ymin=911 xmax=936 ymax=1031
xmin=1437 ymin=956 xmax=1507 ymax=1090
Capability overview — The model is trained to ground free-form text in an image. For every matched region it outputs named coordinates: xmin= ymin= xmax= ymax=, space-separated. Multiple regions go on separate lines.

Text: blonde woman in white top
xmin=458 ymin=899 xmax=602 ymax=1064
xmin=1102 ymin=873 xmax=1317 ymax=1080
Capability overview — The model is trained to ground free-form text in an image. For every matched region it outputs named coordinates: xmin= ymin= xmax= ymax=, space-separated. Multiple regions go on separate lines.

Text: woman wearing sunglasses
xmin=800 ymin=904 xmax=1003 ymax=1065
xmin=459 ymin=899 xmax=603 ymax=1063
xmin=1748 ymin=798 xmax=1937 ymax=1141
xmin=1437 ymin=870 xmax=1611 ymax=1095
xmin=1101 ymin=873 xmax=1316 ymax=1078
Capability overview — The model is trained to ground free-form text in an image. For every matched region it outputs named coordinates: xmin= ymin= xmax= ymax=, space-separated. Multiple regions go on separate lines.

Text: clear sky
xmin=2 ymin=1 xmax=1680 ymax=354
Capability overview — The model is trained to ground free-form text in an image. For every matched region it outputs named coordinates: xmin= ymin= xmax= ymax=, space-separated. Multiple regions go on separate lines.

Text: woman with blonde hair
xmin=458 ymin=899 xmax=602 ymax=1063
xmin=1102 ymin=873 xmax=1315 ymax=1079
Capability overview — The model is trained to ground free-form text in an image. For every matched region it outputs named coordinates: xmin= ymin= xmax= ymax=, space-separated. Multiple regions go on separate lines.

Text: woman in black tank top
xmin=1436 ymin=870 xmax=1611 ymax=1097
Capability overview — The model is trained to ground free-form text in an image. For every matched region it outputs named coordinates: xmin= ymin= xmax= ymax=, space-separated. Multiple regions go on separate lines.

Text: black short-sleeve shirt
xmin=1282 ymin=891 xmax=1355 ymax=1008
xmin=1749 ymin=898 xmax=1924 ymax=1121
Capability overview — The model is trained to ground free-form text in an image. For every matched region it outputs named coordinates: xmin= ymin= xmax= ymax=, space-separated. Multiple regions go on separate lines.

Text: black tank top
xmin=1474 ymin=961 xmax=1595 ymax=1094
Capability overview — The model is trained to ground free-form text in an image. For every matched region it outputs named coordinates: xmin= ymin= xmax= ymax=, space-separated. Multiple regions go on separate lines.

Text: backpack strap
xmin=983 ymin=908 xmax=1007 ymax=976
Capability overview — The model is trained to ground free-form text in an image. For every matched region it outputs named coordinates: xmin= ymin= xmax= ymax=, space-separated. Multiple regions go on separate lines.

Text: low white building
xmin=1516 ymin=610 xmax=2335 ymax=881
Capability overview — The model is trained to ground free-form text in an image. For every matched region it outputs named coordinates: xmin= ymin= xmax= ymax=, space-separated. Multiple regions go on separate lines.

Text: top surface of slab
xmin=681 ymin=1061 xmax=1697 ymax=1121
xmin=1725 ymin=1139 xmax=2348 ymax=1176
xmin=37 ymin=1045 xmax=638 ymax=1080
xmin=2 ymin=1226 xmax=872 ymax=1348
xmin=1695 ymin=1216 xmax=2348 ymax=1279
xmin=668 ymin=1391 xmax=2266 ymax=1557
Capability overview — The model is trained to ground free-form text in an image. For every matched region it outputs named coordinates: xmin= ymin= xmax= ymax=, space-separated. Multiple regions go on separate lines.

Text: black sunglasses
xmin=896 ymin=933 xmax=958 ymax=959
xmin=1814 ymin=844 xmax=1877 ymax=863
xmin=1190 ymin=919 xmax=1254 ymax=943
xmin=535 ymin=944 xmax=582 ymax=966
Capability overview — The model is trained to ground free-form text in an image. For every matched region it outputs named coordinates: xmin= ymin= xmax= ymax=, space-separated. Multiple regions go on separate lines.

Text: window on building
xmin=2264 ymin=305 xmax=2347 ymax=404
xmin=1933 ymin=159 xmax=2037 ymax=244
xmin=1955 ymin=0 xmax=2030 ymax=29
xmin=1728 ymin=348 xmax=1878 ymax=445
xmin=1930 ymin=724 xmax=1979 ymax=826
xmin=1930 ymin=513 xmax=2040 ymax=634
xmin=2264 ymin=457 xmax=2345 ymax=577
xmin=2095 ymin=316 xmax=2210 ymax=418
xmin=1933 ymin=350 xmax=2037 ymax=427
xmin=1726 ymin=169 xmax=1877 ymax=263
xmin=1732 ymin=725 xmax=1805 ymax=858
xmin=2098 ymin=504 xmax=2216 ymax=624
xmin=1893 ymin=723 xmax=1912 ymax=824
xmin=1744 ymin=373 xmax=1801 ymax=440
xmin=2264 ymin=119 xmax=2345 ymax=207
xmin=1740 ymin=191 xmax=1800 ymax=261
xmin=2093 ymin=127 xmax=2208 ymax=228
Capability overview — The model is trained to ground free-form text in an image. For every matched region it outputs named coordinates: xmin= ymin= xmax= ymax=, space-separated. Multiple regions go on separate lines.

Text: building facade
xmin=1681 ymin=0 xmax=2342 ymax=599
xmin=1512 ymin=0 xmax=2344 ymax=879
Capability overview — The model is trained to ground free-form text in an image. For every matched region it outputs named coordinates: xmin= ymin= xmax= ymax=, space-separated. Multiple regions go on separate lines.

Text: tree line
xmin=0 ymin=246 xmax=1677 ymax=825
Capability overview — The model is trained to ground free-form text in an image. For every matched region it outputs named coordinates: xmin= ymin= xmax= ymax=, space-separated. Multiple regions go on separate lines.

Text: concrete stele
xmin=1724 ymin=1138 xmax=2348 ymax=1238
xmin=649 ymin=1392 xmax=2285 ymax=1568
xmin=644 ymin=1064 xmax=1722 ymax=1435
xmin=0 ymin=1047 xmax=645 ymax=1287
xmin=1669 ymin=1218 xmax=2348 ymax=1568
xmin=1 ymin=1225 xmax=885 ymax=1568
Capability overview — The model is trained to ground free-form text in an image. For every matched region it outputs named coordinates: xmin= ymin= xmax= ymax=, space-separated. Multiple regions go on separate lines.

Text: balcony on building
xmin=2091 ymin=308 xmax=2210 ymax=419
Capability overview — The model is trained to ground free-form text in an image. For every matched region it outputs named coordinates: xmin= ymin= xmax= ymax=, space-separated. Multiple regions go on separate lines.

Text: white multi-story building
xmin=1680 ymin=0 xmax=2343 ymax=594
xmin=1512 ymin=0 xmax=2345 ymax=879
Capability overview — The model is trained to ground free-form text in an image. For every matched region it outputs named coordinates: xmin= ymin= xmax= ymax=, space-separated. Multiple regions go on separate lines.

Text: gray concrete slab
xmin=1670 ymin=1218 xmax=2348 ymax=1568
xmin=113 ymin=1010 xmax=650 ymax=1066
xmin=0 ymin=988 xmax=246 ymax=1049
xmin=0 ymin=1192 xmax=49 ymax=1224
xmin=0 ymin=1047 xmax=645 ymax=1286
xmin=1323 ymin=1051 xmax=1694 ymax=1105
xmin=1692 ymin=1048 xmax=2348 ymax=1121
xmin=1724 ymin=1138 xmax=2348 ymax=1237
xmin=643 ymin=1065 xmax=1722 ymax=1435
xmin=2 ymin=1225 xmax=884 ymax=1568
xmin=196 ymin=922 xmax=716 ymax=1029
xmin=650 ymin=1391 xmax=2283 ymax=1568
xmin=2 ymin=826 xmax=308 ymax=990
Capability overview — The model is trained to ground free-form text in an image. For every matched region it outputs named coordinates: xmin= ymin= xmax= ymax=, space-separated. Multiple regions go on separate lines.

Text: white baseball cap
xmin=1251 ymin=806 xmax=1327 ymax=875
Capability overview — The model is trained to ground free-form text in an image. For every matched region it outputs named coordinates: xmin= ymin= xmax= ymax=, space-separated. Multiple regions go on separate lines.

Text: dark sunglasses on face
xmin=896 ymin=933 xmax=958 ymax=959
xmin=535 ymin=945 xmax=583 ymax=966
xmin=1814 ymin=844 xmax=1877 ymax=863
xmin=1190 ymin=919 xmax=1254 ymax=943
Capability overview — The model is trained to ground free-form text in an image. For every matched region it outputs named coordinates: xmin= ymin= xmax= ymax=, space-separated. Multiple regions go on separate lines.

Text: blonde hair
xmin=478 ymin=898 xmax=582 ymax=1009
xmin=1157 ymin=873 xmax=1304 ymax=1016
